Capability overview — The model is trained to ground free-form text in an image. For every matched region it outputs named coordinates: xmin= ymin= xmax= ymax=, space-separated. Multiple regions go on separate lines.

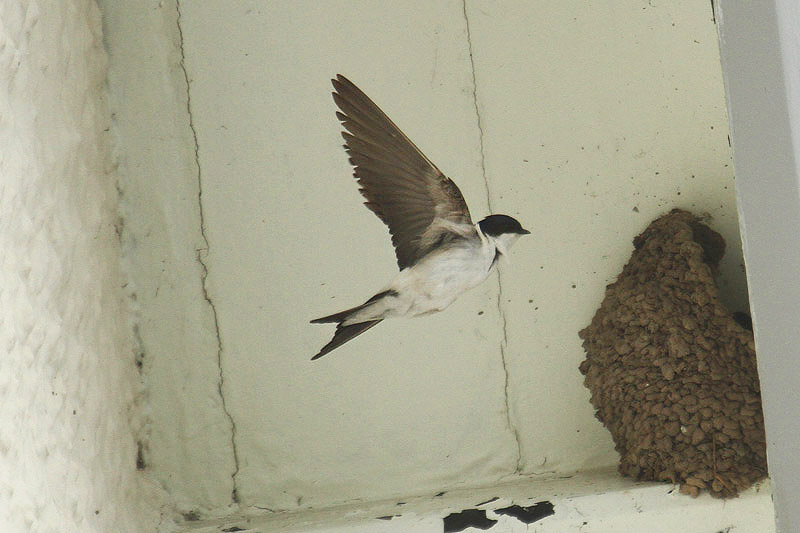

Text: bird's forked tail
xmin=310 ymin=290 xmax=396 ymax=359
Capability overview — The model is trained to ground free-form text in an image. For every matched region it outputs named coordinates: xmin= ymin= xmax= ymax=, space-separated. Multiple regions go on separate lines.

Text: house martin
xmin=311 ymin=75 xmax=529 ymax=359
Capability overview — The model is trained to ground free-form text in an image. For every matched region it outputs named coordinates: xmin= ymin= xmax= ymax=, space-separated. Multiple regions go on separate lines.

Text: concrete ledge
xmin=180 ymin=468 xmax=774 ymax=532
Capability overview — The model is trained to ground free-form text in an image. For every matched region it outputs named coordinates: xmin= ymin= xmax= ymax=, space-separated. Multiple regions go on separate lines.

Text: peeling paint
xmin=443 ymin=509 xmax=497 ymax=532
xmin=494 ymin=501 xmax=555 ymax=524
xmin=475 ymin=496 xmax=499 ymax=507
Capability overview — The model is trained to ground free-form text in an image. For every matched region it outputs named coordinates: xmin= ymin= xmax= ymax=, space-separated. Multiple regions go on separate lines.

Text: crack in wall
xmin=462 ymin=0 xmax=523 ymax=474
xmin=496 ymin=299 xmax=523 ymax=473
xmin=461 ymin=0 xmax=491 ymax=210
xmin=176 ymin=0 xmax=241 ymax=504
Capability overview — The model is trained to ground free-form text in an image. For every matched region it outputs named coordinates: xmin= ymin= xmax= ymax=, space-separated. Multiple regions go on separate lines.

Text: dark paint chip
xmin=222 ymin=528 xmax=246 ymax=532
xmin=495 ymin=501 xmax=555 ymax=524
xmin=475 ymin=496 xmax=499 ymax=507
xmin=443 ymin=509 xmax=497 ymax=532
xmin=376 ymin=515 xmax=398 ymax=521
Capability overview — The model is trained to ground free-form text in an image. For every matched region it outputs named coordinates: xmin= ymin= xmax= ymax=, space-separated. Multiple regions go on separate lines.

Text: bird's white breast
xmin=387 ymin=235 xmax=496 ymax=318
xmin=340 ymin=225 xmax=504 ymax=325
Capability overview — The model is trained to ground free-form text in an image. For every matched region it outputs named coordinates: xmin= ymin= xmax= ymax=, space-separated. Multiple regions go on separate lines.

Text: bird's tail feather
xmin=310 ymin=289 xmax=396 ymax=324
xmin=310 ymin=304 xmax=363 ymax=324
xmin=311 ymin=320 xmax=382 ymax=360
xmin=310 ymin=289 xmax=396 ymax=359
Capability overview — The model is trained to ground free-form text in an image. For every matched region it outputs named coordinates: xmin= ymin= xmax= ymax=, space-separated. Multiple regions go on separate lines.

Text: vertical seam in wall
xmin=176 ymin=0 xmax=241 ymax=504
xmin=462 ymin=0 xmax=522 ymax=474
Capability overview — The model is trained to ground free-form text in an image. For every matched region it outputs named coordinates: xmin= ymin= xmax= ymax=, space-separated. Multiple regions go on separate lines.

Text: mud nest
xmin=579 ymin=209 xmax=767 ymax=498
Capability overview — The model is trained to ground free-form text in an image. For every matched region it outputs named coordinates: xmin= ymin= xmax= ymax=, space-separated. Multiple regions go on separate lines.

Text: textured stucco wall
xmin=0 ymin=1 xmax=165 ymax=531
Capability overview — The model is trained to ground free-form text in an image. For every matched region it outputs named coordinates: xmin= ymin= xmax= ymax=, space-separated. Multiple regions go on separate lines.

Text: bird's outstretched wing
xmin=332 ymin=74 xmax=473 ymax=270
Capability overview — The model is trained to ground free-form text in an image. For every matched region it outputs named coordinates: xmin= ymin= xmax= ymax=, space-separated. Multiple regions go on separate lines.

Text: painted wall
xmin=99 ymin=0 xmax=238 ymax=518
xmin=101 ymin=0 xmax=747 ymax=519
xmin=716 ymin=1 xmax=800 ymax=531
xmin=0 ymin=1 xmax=165 ymax=531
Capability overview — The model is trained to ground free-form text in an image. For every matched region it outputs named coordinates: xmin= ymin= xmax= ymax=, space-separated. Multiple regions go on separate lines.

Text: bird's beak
xmin=520 ymin=229 xmax=531 ymax=235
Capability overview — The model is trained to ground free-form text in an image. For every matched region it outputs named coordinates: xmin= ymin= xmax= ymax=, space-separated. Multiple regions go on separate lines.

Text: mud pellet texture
xmin=579 ymin=209 xmax=767 ymax=498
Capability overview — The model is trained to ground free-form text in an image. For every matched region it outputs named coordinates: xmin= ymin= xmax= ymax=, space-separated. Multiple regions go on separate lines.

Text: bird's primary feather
xmin=332 ymin=74 xmax=473 ymax=270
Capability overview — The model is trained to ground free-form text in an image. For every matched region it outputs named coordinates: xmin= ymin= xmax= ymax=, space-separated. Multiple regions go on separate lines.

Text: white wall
xmin=717 ymin=1 xmax=800 ymax=531
xmin=0 ymin=1 xmax=165 ymax=531
xmin=102 ymin=0 xmax=748 ymax=519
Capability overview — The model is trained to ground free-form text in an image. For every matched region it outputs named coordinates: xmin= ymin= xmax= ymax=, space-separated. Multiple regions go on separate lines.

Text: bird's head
xmin=478 ymin=214 xmax=530 ymax=256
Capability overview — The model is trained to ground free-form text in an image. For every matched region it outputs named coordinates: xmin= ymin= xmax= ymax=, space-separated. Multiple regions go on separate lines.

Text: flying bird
xmin=311 ymin=75 xmax=530 ymax=359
